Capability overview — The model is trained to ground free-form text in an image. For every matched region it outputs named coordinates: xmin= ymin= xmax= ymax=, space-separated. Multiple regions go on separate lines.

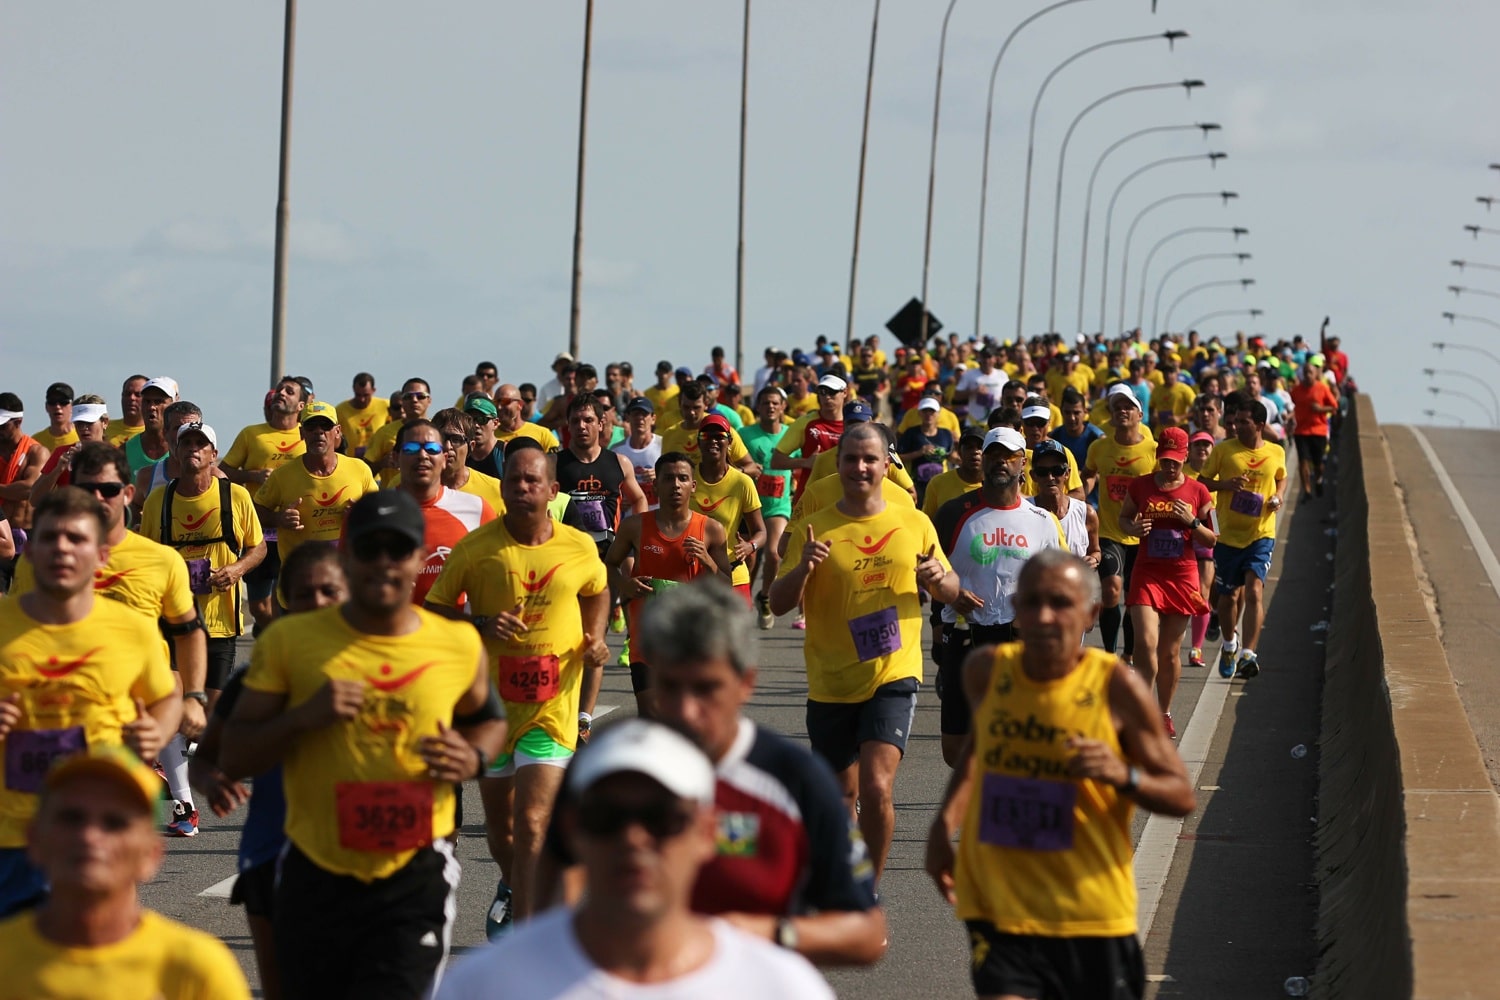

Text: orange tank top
xmin=626 ymin=511 xmax=708 ymax=650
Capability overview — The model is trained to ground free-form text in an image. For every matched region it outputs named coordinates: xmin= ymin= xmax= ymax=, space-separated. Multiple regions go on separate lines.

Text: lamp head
xmin=1479 ymin=197 xmax=1496 ymax=211
xmin=1163 ymin=30 xmax=1189 ymax=45
xmin=1433 ymin=342 xmax=1447 ymax=351
xmin=1452 ymin=260 xmax=1467 ymax=269
xmin=1220 ymin=191 xmax=1239 ymax=204
xmin=1181 ymin=80 xmax=1205 ymax=95
xmin=1236 ymin=253 xmax=1251 ymax=262
xmin=1422 ymin=368 xmax=1437 ymax=376
xmin=1448 ymin=285 xmax=1464 ymax=295
xmin=1249 ymin=309 xmax=1264 ymax=318
xmin=1442 ymin=311 xmax=1457 ymax=322
xmin=1427 ymin=386 xmax=1441 ymax=395
xmin=1466 ymin=225 xmax=1482 ymax=237
xmin=1232 ymin=227 xmax=1249 ymax=238
xmin=1207 ymin=152 xmax=1227 ymax=166
xmin=1240 ymin=279 xmax=1256 ymax=288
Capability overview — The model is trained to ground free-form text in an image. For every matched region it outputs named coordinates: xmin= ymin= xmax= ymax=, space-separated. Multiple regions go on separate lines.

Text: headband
xmin=72 ymin=403 xmax=108 ymax=423
xmin=0 ymin=410 xmax=21 ymax=423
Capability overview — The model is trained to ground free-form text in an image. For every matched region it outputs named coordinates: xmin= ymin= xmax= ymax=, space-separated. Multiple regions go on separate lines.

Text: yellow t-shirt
xmin=779 ymin=503 xmax=950 ymax=703
xmin=0 ymin=598 xmax=175 ymax=847
xmin=1200 ymin=438 xmax=1286 ymax=547
xmin=425 ymin=519 xmax=608 ymax=753
xmin=0 ymin=908 xmax=251 ymax=1000
xmin=691 ymin=468 xmax=761 ymax=587
xmin=1021 ymin=446 xmax=1083 ymax=497
xmin=785 ymin=393 xmax=819 ymax=418
xmin=10 ymin=531 xmax=195 ymax=627
xmin=660 ymin=424 xmax=750 ymax=471
xmin=1084 ymin=434 xmax=1158 ymax=546
xmin=140 ymin=480 xmax=264 ymax=639
xmin=254 ymin=455 xmax=378 ymax=560
xmin=805 ymin=448 xmax=917 ymax=495
xmin=106 ymin=423 xmax=145 ymax=448
xmin=644 ymin=384 xmax=680 ymax=419
xmin=243 ymin=606 xmax=481 ymax=882
xmin=363 ymin=421 xmax=405 ymax=488
xmin=1148 ymin=382 xmax=1196 ymax=429
xmin=920 ymin=469 xmax=982 ymax=518
xmin=455 ymin=469 xmax=505 ymax=514
xmin=495 ymin=422 xmax=561 ymax=453
xmin=793 ymin=476 xmax=914 ymax=524
xmin=1044 ymin=367 xmax=1092 ymax=402
xmin=897 ymin=407 xmax=963 ymax=439
xmin=222 ymin=422 xmax=304 ymax=472
xmin=955 ymin=644 xmax=1135 ymax=937
xmin=33 ymin=427 xmax=79 ymax=452
xmin=335 ymin=397 xmax=391 ymax=456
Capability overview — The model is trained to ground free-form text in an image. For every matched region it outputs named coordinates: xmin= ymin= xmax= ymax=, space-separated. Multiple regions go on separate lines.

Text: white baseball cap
xmin=917 ymin=397 xmax=941 ymax=413
xmin=175 ymin=422 xmax=218 ymax=449
xmin=71 ymin=403 xmax=108 ymax=424
xmin=142 ymin=377 xmax=179 ymax=399
xmin=1021 ymin=403 xmax=1051 ymax=422
xmin=817 ymin=374 xmax=849 ymax=393
xmin=567 ymin=719 xmax=716 ymax=805
xmin=982 ymin=426 xmax=1026 ymax=453
xmin=1106 ymin=383 xmax=1143 ymax=411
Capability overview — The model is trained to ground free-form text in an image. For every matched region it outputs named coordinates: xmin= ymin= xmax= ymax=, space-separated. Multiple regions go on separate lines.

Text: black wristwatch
xmin=470 ymin=746 xmax=489 ymax=780
xmin=1120 ymin=765 xmax=1142 ymax=795
xmin=184 ymin=691 xmax=208 ymax=707
xmin=1188 ymin=517 xmax=1201 ymax=531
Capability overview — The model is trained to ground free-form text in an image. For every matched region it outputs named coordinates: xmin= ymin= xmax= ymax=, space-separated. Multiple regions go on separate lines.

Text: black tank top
xmin=557 ymin=447 xmax=626 ymax=543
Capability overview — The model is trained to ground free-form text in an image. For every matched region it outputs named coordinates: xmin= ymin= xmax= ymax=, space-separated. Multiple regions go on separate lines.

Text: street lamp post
xmin=1464 ymin=224 xmax=1500 ymax=239
xmin=1422 ymin=368 xmax=1500 ymax=425
xmin=918 ymin=0 xmax=961 ymax=348
xmin=1045 ymin=79 xmax=1204 ymax=335
xmin=1148 ymin=252 xmax=1250 ymax=335
xmin=1425 ymin=384 xmax=1497 ymax=427
xmin=268 ymin=0 xmax=297 ymax=387
xmin=1182 ymin=306 xmax=1261 ymax=332
xmin=1442 ymin=310 xmax=1500 ymax=333
xmin=1098 ymin=168 xmax=1230 ymax=334
xmin=1433 ymin=340 xmax=1500 ymax=370
xmin=1073 ymin=123 xmax=1219 ymax=332
xmin=1013 ymin=31 xmax=1188 ymax=341
xmin=1451 ymin=259 xmax=1500 ymax=276
xmin=1119 ymin=179 xmax=1232 ymax=333
xmin=733 ymin=0 xmax=751 ymax=376
xmin=1423 ymin=409 xmax=1465 ymax=426
xmin=845 ymin=0 xmax=881 ymax=349
xmin=1138 ymin=225 xmax=1248 ymax=329
xmin=1164 ymin=278 xmax=1254 ymax=332
xmin=567 ymin=0 xmax=595 ymax=359
xmin=1448 ymin=284 xmax=1500 ymax=304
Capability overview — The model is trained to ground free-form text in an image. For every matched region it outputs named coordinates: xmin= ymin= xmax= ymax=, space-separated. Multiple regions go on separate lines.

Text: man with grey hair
xmin=539 ymin=579 xmax=887 ymax=967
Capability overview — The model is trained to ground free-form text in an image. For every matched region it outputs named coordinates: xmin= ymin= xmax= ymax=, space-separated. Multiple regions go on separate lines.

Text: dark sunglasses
xmin=73 ymin=480 xmax=127 ymax=498
xmin=402 ymin=391 xmax=430 ymax=401
xmin=350 ymin=534 xmax=419 ymax=563
xmin=1032 ymin=465 xmax=1068 ymax=479
xmin=399 ymin=441 xmax=443 ymax=456
xmin=441 ymin=433 xmax=468 ymax=448
xmin=815 ymin=387 xmax=841 ymax=397
xmin=46 ymin=397 xmax=72 ymax=407
xmin=576 ymin=798 xmax=694 ymax=840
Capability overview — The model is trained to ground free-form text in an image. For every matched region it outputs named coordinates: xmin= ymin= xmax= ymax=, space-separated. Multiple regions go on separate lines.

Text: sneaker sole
xmin=1235 ymin=660 xmax=1260 ymax=679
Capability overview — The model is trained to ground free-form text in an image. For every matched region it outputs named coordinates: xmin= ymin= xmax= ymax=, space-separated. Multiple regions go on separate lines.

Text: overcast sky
xmin=5 ymin=1 xmax=1500 ymax=429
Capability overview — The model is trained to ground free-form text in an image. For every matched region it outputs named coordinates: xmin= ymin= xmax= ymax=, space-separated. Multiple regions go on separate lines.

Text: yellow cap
xmin=45 ymin=745 xmax=162 ymax=814
xmin=300 ymin=400 xmax=338 ymax=426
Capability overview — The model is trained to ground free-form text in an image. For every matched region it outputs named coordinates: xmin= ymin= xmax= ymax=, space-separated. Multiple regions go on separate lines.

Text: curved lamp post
xmin=1452 ymin=259 xmax=1500 ymax=276
xmin=917 ymin=0 xmax=961 ymax=346
xmin=1109 ymin=185 xmax=1235 ymax=332
xmin=1183 ymin=306 xmax=1261 ymax=332
xmin=1149 ymin=252 xmax=1250 ymax=336
xmin=1044 ymin=79 xmax=1204 ymax=334
xmin=1448 ymin=284 xmax=1500 ymax=303
xmin=1425 ymin=383 xmax=1497 ymax=427
xmin=1423 ymin=369 xmax=1500 ymax=425
xmin=1464 ymin=224 xmax=1500 ymax=239
xmin=1164 ymin=278 xmax=1254 ymax=332
xmin=1433 ymin=340 xmax=1500 ymax=369
xmin=1423 ymin=408 xmax=1465 ymax=426
xmin=1141 ymin=231 xmax=1250 ymax=329
xmin=1073 ymin=122 xmax=1220 ymax=331
xmin=1442 ymin=310 xmax=1500 ymax=333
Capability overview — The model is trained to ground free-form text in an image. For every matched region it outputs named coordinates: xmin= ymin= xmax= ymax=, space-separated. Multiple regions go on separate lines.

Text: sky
xmin=4 ymin=1 xmax=1500 ymax=430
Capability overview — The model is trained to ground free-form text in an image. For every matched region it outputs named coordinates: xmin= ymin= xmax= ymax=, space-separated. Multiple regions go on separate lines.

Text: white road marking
xmin=1410 ymin=428 xmax=1500 ymax=594
xmin=198 ymin=706 xmax=623 ymax=898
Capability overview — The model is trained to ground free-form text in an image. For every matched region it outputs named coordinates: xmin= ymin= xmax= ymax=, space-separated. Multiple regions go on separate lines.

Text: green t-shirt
xmin=739 ymin=423 xmax=791 ymax=520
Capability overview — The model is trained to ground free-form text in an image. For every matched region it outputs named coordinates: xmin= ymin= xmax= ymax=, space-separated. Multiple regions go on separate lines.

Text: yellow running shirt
xmin=806 ymin=448 xmax=917 ymax=492
xmin=106 ymin=422 xmax=144 ymax=448
xmin=222 ymin=422 xmax=305 ymax=472
xmin=426 ymin=519 xmax=608 ymax=754
xmin=0 ymin=598 xmax=175 ymax=847
xmin=254 ymin=455 xmax=378 ymax=560
xmin=243 ymin=606 xmax=482 ymax=882
xmin=10 ymin=530 xmax=195 ymax=627
xmin=644 ymin=384 xmax=680 ymax=420
xmin=362 ymin=421 xmax=405 ymax=487
xmin=33 ymin=427 xmax=79 ymax=452
xmin=1200 ymin=438 xmax=1286 ymax=548
xmin=335 ymin=397 xmax=391 ymax=456
xmin=920 ymin=470 xmax=982 ymax=518
xmin=691 ymin=468 xmax=761 ymax=587
xmin=1084 ymin=435 xmax=1157 ymax=546
xmin=955 ymin=643 xmax=1136 ymax=937
xmin=140 ymin=480 xmax=264 ymax=638
xmin=779 ymin=503 xmax=950 ymax=703
xmin=659 ymin=424 xmax=750 ymax=471
xmin=1148 ymin=382 xmax=1196 ymax=430
xmin=794 ymin=475 xmax=914 ymax=524
xmin=494 ymin=422 xmax=561 ymax=453
xmin=0 ymin=908 xmax=251 ymax=1000
xmin=897 ymin=406 xmax=963 ymax=438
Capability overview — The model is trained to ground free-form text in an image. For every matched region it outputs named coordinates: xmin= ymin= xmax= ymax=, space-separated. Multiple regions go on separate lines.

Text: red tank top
xmin=627 ymin=511 xmax=709 ymax=649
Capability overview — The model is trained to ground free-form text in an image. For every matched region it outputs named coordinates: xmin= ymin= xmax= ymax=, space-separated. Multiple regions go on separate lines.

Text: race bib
xmin=497 ymin=654 xmax=562 ymax=704
xmin=4 ymin=727 xmax=87 ymax=794
xmin=849 ymin=606 xmax=902 ymax=661
xmin=1105 ymin=475 xmax=1132 ymax=503
xmin=635 ymin=472 xmax=658 ymax=507
xmin=977 ymin=773 xmax=1077 ymax=851
xmin=1230 ymin=490 xmax=1265 ymax=517
xmin=186 ymin=557 xmax=213 ymax=595
xmin=1146 ymin=531 xmax=1185 ymax=559
xmin=335 ymin=781 xmax=434 ymax=853
xmin=755 ymin=474 xmax=787 ymax=499
xmin=574 ymin=498 xmax=609 ymax=534
xmin=915 ymin=462 xmax=944 ymax=484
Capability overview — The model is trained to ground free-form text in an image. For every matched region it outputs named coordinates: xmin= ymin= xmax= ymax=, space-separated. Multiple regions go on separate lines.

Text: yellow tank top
xmin=955 ymin=643 xmax=1137 ymax=937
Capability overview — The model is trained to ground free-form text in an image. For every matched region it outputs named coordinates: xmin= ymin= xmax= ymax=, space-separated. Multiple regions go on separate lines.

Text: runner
xmin=129 ymin=399 xmax=209 ymax=524
xmin=1289 ymin=358 xmax=1339 ymax=500
xmin=921 ymin=427 xmax=985 ymax=518
xmin=1027 ymin=439 xmax=1100 ymax=565
xmin=897 ymin=397 xmax=955 ymax=508
xmin=953 ymin=348 xmax=1007 ymax=428
xmin=462 ymin=396 xmax=505 ymax=479
xmin=492 ymin=383 xmax=560 ymax=454
xmin=0 ymin=746 xmax=250 ymax=997
xmin=392 ymin=419 xmax=497 ymax=606
xmin=739 ymin=386 xmax=792 ymax=629
xmin=611 ymin=396 xmax=663 ymax=512
xmin=924 ymin=549 xmax=1194 ymax=1000
xmin=32 ymin=382 xmax=78 ymax=452
xmin=1148 ymin=360 xmax=1197 ymax=432
xmin=27 ymin=394 xmax=110 ymax=502
xmin=222 ymin=491 xmax=505 ymax=1000
xmin=771 ymin=374 xmax=847 ymax=498
xmin=558 ymin=395 xmax=650 ymax=556
xmin=0 ymin=393 xmax=50 ymax=535
xmin=124 ymin=377 xmax=180 ymax=477
xmin=1185 ymin=430 xmax=1220 ymax=668
xmin=1018 ymin=397 xmax=1083 ymax=499
xmin=0 ymin=486 xmax=179 ymax=914
xmin=1118 ymin=427 xmax=1217 ymax=737
xmin=1083 ymin=384 xmax=1156 ymax=662
xmin=770 ymin=421 xmax=959 ymax=880
xmin=335 ymin=372 xmax=390 ymax=459
xmin=932 ymin=427 xmax=1067 ymax=767
xmin=105 ymin=374 xmax=148 ymax=448
xmin=189 ymin=542 xmax=346 ymax=1000
xmin=438 ymin=719 xmax=834 ymax=999
xmin=1198 ymin=397 xmax=1286 ymax=680
xmin=661 ymin=381 xmax=757 ymax=476
xmin=364 ymin=378 xmax=433 ymax=487
xmin=425 ymin=441 xmax=610 ymax=940
xmin=692 ymin=415 xmax=765 ymax=607
xmin=604 ymin=452 xmax=731 ymax=716
xmin=429 ymin=408 xmax=505 ymax=514
xmin=644 ymin=361 xmax=682 ymax=432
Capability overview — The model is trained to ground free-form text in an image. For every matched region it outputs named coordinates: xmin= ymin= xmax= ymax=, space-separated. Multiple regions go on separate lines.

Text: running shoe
xmin=1188 ymin=648 xmax=1206 ymax=669
xmin=1218 ymin=644 xmax=1237 ymax=679
xmin=167 ymin=801 xmax=198 ymax=838
xmin=1234 ymin=650 xmax=1260 ymax=680
xmin=609 ymin=605 xmax=626 ymax=634
xmin=485 ymin=881 xmax=514 ymax=942
xmin=616 ymin=637 xmax=631 ymax=668
xmin=792 ymin=613 xmax=806 ymax=631
xmin=1206 ymin=613 xmax=1220 ymax=643
xmin=1163 ymin=712 xmax=1176 ymax=739
xmin=755 ymin=593 xmax=774 ymax=630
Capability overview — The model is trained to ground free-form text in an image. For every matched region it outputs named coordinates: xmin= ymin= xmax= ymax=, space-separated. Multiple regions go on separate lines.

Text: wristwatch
xmin=775 ymin=917 xmax=800 ymax=950
xmin=1188 ymin=517 xmax=1201 ymax=530
xmin=184 ymin=691 xmax=209 ymax=706
xmin=1120 ymin=765 xmax=1142 ymax=795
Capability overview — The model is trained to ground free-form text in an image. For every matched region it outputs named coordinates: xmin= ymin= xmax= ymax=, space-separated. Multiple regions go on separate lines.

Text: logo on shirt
xmin=696 ymin=494 xmax=731 ymax=513
xmin=969 ymin=526 xmax=1029 ymax=565
xmin=1245 ymin=456 xmax=1270 ymax=468
xmin=574 ymin=476 xmax=604 ymax=494
xmin=34 ymin=648 xmax=103 ymax=679
xmin=314 ymin=486 xmax=352 ymax=508
xmin=93 ymin=569 xmax=133 ymax=590
xmin=514 ymin=564 xmax=564 ymax=593
xmin=368 ymin=661 xmax=438 ymax=692
xmin=716 ymin=812 xmax=760 ymax=857
xmin=178 ymin=507 xmax=219 ymax=532
xmin=852 ymin=528 xmax=900 ymax=555
xmin=274 ymin=439 xmax=301 ymax=453
xmin=1113 ymin=456 xmax=1145 ymax=468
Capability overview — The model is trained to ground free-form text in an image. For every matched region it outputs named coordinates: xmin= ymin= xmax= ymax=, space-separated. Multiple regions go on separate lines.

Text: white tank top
xmin=1056 ymin=497 xmax=1090 ymax=558
xmin=611 ymin=435 xmax=663 ymax=511
xmin=149 ymin=460 xmax=172 ymax=493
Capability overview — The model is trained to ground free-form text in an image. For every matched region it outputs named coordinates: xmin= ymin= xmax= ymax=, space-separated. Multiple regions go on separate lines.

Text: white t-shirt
xmin=437 ymin=910 xmax=834 ymax=1000
xmin=958 ymin=367 xmax=1007 ymax=425
xmin=612 ymin=434 xmax=664 ymax=511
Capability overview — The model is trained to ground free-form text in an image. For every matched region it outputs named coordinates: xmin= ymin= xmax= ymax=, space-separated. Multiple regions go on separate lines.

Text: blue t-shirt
xmin=214 ymin=669 xmax=286 ymax=872
xmin=1050 ymin=423 xmax=1105 ymax=504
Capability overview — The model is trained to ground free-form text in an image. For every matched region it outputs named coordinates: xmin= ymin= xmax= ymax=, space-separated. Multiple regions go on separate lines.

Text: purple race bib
xmin=915 ymin=462 xmax=944 ymax=484
xmin=186 ymin=557 xmax=212 ymax=595
xmin=5 ymin=727 xmax=87 ymax=793
xmin=977 ymin=773 xmax=1077 ymax=851
xmin=1230 ymin=490 xmax=1265 ymax=517
xmin=1146 ymin=531 xmax=1185 ymax=559
xmin=575 ymin=498 xmax=608 ymax=534
xmin=848 ymin=606 xmax=901 ymax=661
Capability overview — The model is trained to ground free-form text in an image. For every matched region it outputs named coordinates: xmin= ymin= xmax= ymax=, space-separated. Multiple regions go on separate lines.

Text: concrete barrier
xmin=1314 ymin=395 xmax=1500 ymax=999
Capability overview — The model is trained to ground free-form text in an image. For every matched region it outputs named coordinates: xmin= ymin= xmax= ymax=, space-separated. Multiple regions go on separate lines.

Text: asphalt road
xmin=139 ymin=479 xmax=1332 ymax=999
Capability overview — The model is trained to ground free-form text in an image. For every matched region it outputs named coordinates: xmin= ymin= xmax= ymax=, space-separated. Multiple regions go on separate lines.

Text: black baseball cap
xmin=45 ymin=382 xmax=74 ymax=405
xmin=344 ymin=491 xmax=424 ymax=549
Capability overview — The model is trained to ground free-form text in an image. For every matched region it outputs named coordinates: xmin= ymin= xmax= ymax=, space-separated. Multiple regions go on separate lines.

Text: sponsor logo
xmin=514 ymin=564 xmax=564 ymax=593
xmin=93 ymin=569 xmax=133 ymax=590
xmin=574 ymin=476 xmax=604 ymax=493
xmin=1245 ymin=456 xmax=1270 ymax=468
xmin=178 ymin=508 xmax=219 ymax=532
xmin=1113 ymin=455 xmax=1144 ymax=468
xmin=314 ymin=486 xmax=352 ymax=508
xmin=368 ymin=661 xmax=438 ymax=692
xmin=696 ymin=493 xmax=731 ymax=513
xmin=274 ymin=439 xmax=301 ymax=453
xmin=35 ymin=648 xmax=103 ymax=679
xmin=861 ymin=571 xmax=887 ymax=587
xmin=853 ymin=528 xmax=900 ymax=555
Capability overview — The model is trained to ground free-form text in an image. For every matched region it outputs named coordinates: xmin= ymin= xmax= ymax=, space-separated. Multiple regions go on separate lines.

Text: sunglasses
xmin=576 ymin=797 xmax=695 ymax=840
xmin=350 ymin=534 xmax=419 ymax=563
xmin=73 ymin=481 xmax=127 ymax=498
xmin=47 ymin=398 xmax=72 ymax=407
xmin=441 ymin=433 xmax=468 ymax=448
xmin=496 ymin=397 xmax=522 ymax=406
xmin=815 ymin=388 xmax=842 ymax=397
xmin=402 ymin=392 xmax=430 ymax=401
xmin=1032 ymin=465 xmax=1068 ymax=479
xmin=399 ymin=441 xmax=444 ymax=456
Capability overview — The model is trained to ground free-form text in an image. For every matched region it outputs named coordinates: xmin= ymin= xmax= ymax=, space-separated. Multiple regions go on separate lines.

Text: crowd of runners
xmin=0 ymin=322 xmax=1352 ymax=998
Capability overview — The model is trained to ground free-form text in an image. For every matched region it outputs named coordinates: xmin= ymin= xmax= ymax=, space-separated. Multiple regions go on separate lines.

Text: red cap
xmin=1189 ymin=431 xmax=1216 ymax=447
xmin=699 ymin=414 xmax=733 ymax=437
xmin=1156 ymin=426 xmax=1189 ymax=462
